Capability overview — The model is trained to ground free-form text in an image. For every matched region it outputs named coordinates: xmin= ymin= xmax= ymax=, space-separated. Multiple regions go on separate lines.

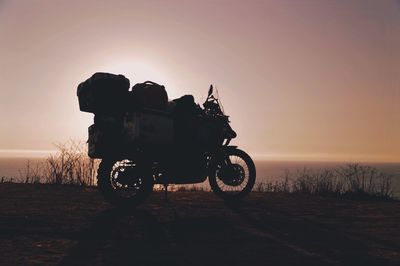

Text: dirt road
xmin=0 ymin=183 xmax=399 ymax=265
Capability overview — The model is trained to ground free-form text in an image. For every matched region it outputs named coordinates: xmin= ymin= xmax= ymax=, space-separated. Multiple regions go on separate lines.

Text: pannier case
xmin=122 ymin=111 xmax=173 ymax=147
xmin=88 ymin=111 xmax=174 ymax=158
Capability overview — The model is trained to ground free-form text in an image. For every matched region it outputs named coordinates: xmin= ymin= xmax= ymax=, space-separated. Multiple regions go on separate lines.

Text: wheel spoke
xmin=110 ymin=160 xmax=144 ymax=198
xmin=214 ymin=154 xmax=251 ymax=195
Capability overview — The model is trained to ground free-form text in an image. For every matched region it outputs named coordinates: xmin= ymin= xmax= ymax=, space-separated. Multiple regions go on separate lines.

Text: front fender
xmin=213 ymin=145 xmax=238 ymax=159
xmin=221 ymin=145 xmax=238 ymax=151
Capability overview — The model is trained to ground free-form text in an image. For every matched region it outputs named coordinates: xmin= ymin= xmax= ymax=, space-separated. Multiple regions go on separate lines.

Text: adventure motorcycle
xmin=94 ymin=85 xmax=256 ymax=207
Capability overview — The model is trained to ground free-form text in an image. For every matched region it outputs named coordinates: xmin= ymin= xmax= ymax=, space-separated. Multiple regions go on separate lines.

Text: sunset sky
xmin=0 ymin=0 xmax=399 ymax=162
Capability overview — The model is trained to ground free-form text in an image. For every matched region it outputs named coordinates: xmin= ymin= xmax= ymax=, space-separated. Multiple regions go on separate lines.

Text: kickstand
xmin=163 ymin=184 xmax=169 ymax=202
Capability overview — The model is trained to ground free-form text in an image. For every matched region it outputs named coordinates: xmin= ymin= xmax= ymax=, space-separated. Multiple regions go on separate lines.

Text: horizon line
xmin=248 ymin=153 xmax=400 ymax=163
xmin=0 ymin=149 xmax=399 ymax=163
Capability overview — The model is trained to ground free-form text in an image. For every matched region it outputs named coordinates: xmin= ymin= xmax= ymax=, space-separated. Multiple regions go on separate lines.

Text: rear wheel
xmin=209 ymin=148 xmax=256 ymax=201
xmin=97 ymin=159 xmax=154 ymax=207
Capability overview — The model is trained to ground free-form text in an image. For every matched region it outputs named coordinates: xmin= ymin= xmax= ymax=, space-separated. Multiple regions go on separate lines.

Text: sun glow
xmin=1 ymin=1 xmax=399 ymax=161
xmin=97 ymin=60 xmax=179 ymax=99
xmin=0 ymin=149 xmax=57 ymax=158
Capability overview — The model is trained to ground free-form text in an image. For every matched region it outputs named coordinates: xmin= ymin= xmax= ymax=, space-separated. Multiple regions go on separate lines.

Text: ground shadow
xmin=223 ymin=200 xmax=389 ymax=266
xmin=59 ymin=207 xmax=166 ymax=265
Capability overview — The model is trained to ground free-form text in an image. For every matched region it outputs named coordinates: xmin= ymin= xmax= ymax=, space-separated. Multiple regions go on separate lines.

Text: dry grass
xmin=256 ymin=163 xmax=394 ymax=200
xmin=17 ymin=140 xmax=99 ymax=186
xmin=153 ymin=184 xmax=209 ymax=192
xmin=9 ymin=143 xmax=395 ymax=200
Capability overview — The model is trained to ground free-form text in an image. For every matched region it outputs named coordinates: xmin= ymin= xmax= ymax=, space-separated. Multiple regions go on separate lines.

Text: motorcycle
xmin=95 ymin=85 xmax=256 ymax=207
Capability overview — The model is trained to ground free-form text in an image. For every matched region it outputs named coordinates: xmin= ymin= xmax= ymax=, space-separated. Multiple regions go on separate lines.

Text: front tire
xmin=209 ymin=148 xmax=256 ymax=201
xmin=97 ymin=159 xmax=154 ymax=207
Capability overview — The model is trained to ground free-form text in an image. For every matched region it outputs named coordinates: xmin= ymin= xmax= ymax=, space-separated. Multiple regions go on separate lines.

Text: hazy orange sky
xmin=0 ymin=0 xmax=399 ymax=162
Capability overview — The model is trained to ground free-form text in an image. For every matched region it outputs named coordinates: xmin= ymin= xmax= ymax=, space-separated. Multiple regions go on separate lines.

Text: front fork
xmin=208 ymin=145 xmax=237 ymax=174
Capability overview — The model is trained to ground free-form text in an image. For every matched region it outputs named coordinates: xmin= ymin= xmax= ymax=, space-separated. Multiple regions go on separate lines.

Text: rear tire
xmin=97 ymin=159 xmax=154 ymax=208
xmin=209 ymin=148 xmax=256 ymax=201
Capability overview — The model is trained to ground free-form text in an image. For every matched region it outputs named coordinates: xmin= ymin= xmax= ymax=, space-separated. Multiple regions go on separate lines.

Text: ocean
xmin=1 ymin=157 xmax=399 ymax=197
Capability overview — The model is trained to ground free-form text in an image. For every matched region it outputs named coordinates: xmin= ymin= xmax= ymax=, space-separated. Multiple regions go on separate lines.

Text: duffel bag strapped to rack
xmin=77 ymin=72 xmax=130 ymax=113
xmin=128 ymin=81 xmax=168 ymax=111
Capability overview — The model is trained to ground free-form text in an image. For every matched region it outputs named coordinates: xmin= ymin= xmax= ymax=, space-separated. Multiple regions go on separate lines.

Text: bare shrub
xmin=257 ymin=163 xmax=393 ymax=200
xmin=256 ymin=172 xmax=290 ymax=193
xmin=43 ymin=140 xmax=99 ymax=186
xmin=291 ymin=168 xmax=343 ymax=196
xmin=19 ymin=160 xmax=42 ymax=184
xmin=336 ymin=163 xmax=393 ymax=199
xmin=18 ymin=140 xmax=98 ymax=186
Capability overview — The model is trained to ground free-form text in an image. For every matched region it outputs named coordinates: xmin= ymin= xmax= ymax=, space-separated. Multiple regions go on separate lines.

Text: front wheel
xmin=209 ymin=148 xmax=256 ymax=201
xmin=97 ymin=159 xmax=154 ymax=207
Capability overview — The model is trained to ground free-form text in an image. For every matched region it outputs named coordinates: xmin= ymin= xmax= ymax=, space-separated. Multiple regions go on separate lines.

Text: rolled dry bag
xmin=128 ymin=81 xmax=168 ymax=111
xmin=77 ymin=72 xmax=130 ymax=113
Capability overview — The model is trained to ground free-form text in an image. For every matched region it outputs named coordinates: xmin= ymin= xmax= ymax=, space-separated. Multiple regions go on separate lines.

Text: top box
xmin=77 ymin=72 xmax=130 ymax=114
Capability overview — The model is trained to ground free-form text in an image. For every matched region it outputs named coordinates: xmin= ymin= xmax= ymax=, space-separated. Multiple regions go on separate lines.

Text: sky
xmin=0 ymin=0 xmax=399 ymax=162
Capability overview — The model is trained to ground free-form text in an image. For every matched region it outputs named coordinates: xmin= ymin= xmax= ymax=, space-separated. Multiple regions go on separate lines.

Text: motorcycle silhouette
xmin=85 ymin=83 xmax=256 ymax=207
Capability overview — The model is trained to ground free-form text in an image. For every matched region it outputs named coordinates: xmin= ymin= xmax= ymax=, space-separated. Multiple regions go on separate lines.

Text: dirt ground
xmin=0 ymin=183 xmax=399 ymax=266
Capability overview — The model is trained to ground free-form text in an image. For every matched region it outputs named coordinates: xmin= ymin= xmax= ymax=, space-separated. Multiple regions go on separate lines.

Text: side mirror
xmin=208 ymin=84 xmax=213 ymax=97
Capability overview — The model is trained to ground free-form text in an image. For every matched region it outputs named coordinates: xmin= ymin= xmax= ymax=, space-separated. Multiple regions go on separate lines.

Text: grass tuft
xmin=257 ymin=163 xmax=393 ymax=200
